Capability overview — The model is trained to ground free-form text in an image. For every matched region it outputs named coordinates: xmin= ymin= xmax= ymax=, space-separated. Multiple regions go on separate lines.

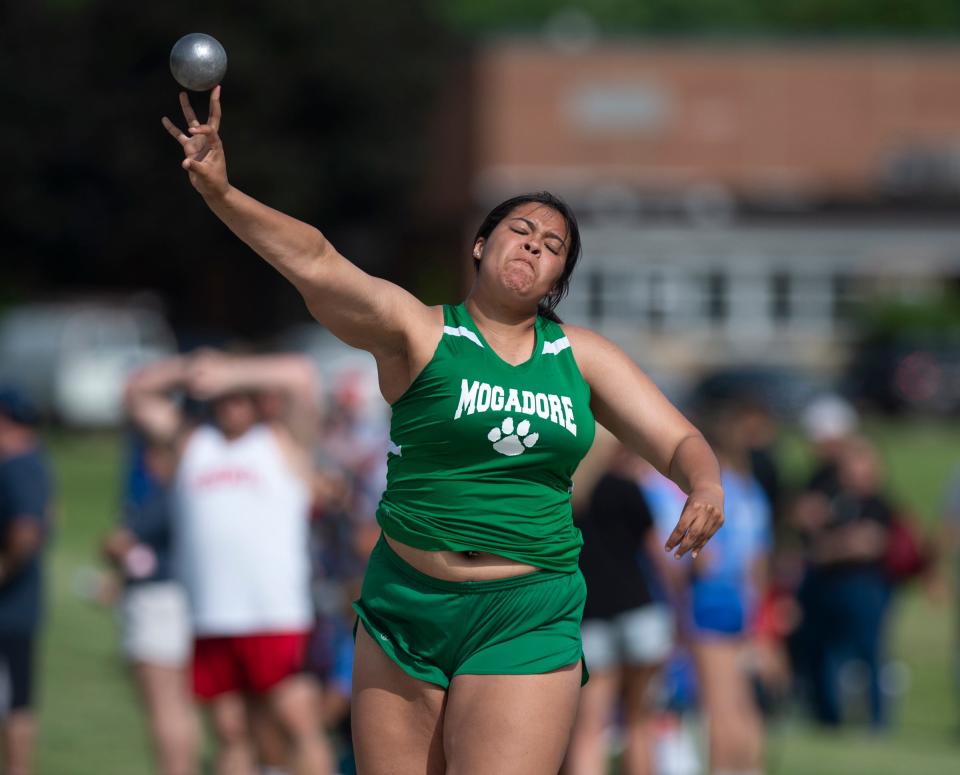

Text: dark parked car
xmin=845 ymin=337 xmax=960 ymax=416
xmin=685 ymin=366 xmax=831 ymax=421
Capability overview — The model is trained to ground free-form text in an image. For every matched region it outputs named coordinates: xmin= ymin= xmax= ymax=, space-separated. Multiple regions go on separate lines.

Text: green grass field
xmin=33 ymin=422 xmax=960 ymax=774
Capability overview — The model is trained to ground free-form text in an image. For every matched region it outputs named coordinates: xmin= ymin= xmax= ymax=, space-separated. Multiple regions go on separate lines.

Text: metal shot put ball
xmin=169 ymin=33 xmax=227 ymax=92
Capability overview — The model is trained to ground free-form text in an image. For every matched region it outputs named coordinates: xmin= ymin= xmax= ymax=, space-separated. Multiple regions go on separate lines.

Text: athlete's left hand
xmin=665 ymin=484 xmax=724 ymax=560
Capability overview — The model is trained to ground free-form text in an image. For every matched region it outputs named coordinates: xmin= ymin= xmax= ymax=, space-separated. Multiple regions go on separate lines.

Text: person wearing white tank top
xmin=174 ymin=423 xmax=312 ymax=635
xmin=126 ymin=351 xmax=335 ymax=775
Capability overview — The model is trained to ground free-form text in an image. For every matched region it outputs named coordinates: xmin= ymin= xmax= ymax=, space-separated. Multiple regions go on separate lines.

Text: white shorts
xmin=581 ymin=604 xmax=675 ymax=670
xmin=120 ymin=581 xmax=192 ymax=666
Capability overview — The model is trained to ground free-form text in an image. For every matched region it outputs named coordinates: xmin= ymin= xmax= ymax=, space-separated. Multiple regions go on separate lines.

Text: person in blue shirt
xmin=0 ymin=386 xmax=53 ymax=775
xmin=102 ymin=432 xmax=198 ymax=775
xmin=648 ymin=399 xmax=772 ymax=775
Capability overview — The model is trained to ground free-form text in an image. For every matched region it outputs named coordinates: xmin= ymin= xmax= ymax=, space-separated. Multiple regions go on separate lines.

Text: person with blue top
xmin=648 ymin=400 xmax=772 ymax=775
xmin=0 ymin=386 xmax=53 ymax=775
xmin=102 ymin=432 xmax=198 ymax=775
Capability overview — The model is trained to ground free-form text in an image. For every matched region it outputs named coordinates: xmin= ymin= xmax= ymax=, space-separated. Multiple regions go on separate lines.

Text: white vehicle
xmin=0 ymin=300 xmax=177 ymax=427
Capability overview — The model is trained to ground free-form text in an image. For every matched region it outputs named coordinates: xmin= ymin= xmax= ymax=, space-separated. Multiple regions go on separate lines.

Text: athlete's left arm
xmin=564 ymin=326 xmax=724 ymax=559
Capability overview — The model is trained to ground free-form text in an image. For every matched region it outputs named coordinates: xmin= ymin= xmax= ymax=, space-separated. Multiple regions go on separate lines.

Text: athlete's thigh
xmin=351 ymin=625 xmax=447 ymax=775
xmin=444 ymin=663 xmax=582 ymax=775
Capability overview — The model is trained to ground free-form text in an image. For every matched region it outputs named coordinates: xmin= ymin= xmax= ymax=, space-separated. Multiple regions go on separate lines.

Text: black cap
xmin=0 ymin=385 xmax=41 ymax=426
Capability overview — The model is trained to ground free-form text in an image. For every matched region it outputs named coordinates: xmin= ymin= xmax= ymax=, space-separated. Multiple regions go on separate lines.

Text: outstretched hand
xmin=665 ymin=484 xmax=725 ymax=560
xmin=161 ymin=85 xmax=229 ymax=199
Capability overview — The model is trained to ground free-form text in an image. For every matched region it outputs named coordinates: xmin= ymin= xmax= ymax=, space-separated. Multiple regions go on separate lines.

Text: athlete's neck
xmin=464 ymin=296 xmax=540 ymax=366
xmin=464 ymin=295 xmax=538 ymax=338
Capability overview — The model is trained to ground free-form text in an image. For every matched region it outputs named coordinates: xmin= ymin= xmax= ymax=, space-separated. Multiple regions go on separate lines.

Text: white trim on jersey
xmin=542 ymin=337 xmax=571 ymax=355
xmin=443 ymin=325 xmax=484 ymax=348
xmin=387 ymin=439 xmax=403 ymax=457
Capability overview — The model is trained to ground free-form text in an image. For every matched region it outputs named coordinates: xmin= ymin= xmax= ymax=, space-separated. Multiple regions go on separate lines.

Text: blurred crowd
xmin=0 ymin=349 xmax=956 ymax=775
xmin=566 ymin=390 xmax=944 ymax=775
xmin=100 ymin=350 xmax=388 ymax=775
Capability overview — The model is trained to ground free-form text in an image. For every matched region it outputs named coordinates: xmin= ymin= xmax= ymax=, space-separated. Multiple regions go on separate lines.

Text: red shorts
xmin=192 ymin=631 xmax=309 ymax=700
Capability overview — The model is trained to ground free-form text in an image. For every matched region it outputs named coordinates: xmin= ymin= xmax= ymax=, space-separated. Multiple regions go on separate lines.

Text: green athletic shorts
xmin=352 ymin=534 xmax=588 ymax=689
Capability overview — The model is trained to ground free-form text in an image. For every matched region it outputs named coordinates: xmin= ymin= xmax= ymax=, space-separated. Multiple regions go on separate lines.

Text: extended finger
xmin=161 ymin=116 xmax=190 ymax=146
xmin=689 ymin=511 xmax=724 ymax=558
xmin=689 ymin=526 xmax=714 ymax=559
xmin=188 ymin=124 xmax=222 ymax=149
xmin=673 ymin=518 xmax=706 ymax=559
xmin=668 ymin=499 xmax=720 ymax=558
xmin=664 ymin=507 xmax=696 ymax=552
xmin=208 ymin=85 xmax=222 ymax=130
xmin=179 ymin=91 xmax=201 ymax=128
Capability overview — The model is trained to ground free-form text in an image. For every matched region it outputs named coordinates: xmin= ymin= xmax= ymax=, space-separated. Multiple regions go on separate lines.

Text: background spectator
xmin=0 ymin=387 xmax=53 ymax=775
xmin=126 ymin=352 xmax=333 ymax=775
xmin=102 ymin=432 xmax=198 ymax=775
xmin=793 ymin=436 xmax=895 ymax=728
xmin=566 ymin=447 xmax=674 ymax=775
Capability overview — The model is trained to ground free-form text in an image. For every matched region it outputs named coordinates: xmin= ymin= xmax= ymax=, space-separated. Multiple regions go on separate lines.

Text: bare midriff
xmin=383 ymin=534 xmax=541 ymax=582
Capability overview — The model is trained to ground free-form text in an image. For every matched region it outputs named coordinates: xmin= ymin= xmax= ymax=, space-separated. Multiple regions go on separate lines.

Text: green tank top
xmin=376 ymin=302 xmax=596 ymax=572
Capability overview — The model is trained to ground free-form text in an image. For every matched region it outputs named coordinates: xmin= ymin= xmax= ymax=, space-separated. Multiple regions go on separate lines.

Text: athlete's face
xmin=474 ymin=204 xmax=569 ymax=305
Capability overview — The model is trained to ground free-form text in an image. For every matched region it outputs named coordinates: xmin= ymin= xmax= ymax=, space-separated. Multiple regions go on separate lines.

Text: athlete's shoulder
xmin=559 ymin=324 xmax=622 ymax=356
xmin=435 ymin=303 xmax=483 ymax=348
xmin=559 ymin=325 xmax=635 ymax=381
xmin=401 ymin=302 xmax=444 ymax=341
xmin=399 ymin=303 xmax=444 ymax=356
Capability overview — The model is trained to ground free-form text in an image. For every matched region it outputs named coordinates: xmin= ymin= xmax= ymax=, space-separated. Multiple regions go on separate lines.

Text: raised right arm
xmin=124 ymin=356 xmax=189 ymax=444
xmin=203 ymin=187 xmax=427 ymax=356
xmin=163 ymin=87 xmax=432 ymax=361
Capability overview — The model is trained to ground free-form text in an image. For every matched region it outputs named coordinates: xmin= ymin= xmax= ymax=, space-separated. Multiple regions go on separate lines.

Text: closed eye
xmin=509 ymin=219 xmax=564 ymax=254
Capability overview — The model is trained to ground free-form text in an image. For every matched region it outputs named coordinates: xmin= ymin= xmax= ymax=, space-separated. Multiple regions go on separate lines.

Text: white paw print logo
xmin=487 ymin=417 xmax=539 ymax=457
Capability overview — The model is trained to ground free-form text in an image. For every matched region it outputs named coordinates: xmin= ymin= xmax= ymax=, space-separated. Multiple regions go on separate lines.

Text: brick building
xmin=445 ymin=40 xmax=960 ymax=374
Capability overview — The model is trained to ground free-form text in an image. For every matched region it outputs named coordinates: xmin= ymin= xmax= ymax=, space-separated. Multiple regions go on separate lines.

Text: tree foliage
xmin=441 ymin=0 xmax=960 ymax=35
xmin=0 ymin=1 xmax=453 ymax=334
xmin=6 ymin=1 xmax=959 ymax=334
